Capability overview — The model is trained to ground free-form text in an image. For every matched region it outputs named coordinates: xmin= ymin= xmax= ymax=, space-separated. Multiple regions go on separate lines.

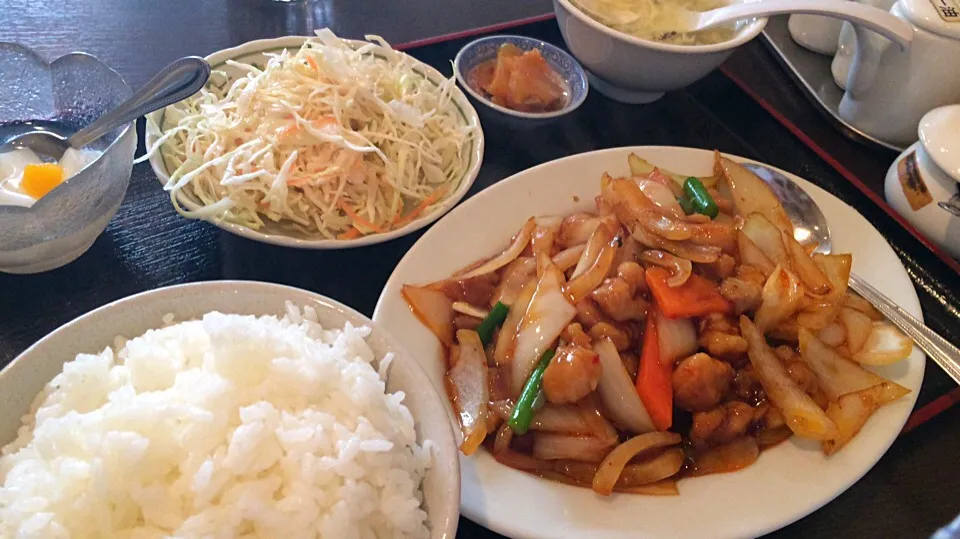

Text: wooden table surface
xmin=2 ymin=2 xmax=959 ymax=538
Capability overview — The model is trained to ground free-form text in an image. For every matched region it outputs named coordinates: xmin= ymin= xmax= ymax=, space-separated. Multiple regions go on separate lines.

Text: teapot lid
xmin=919 ymin=105 xmax=960 ymax=183
xmin=899 ymin=0 xmax=960 ymax=39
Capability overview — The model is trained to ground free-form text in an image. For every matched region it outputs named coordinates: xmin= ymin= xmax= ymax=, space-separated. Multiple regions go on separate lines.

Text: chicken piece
xmin=561 ymin=322 xmax=593 ymax=348
xmin=436 ymin=273 xmax=499 ymax=306
xmin=542 ymin=343 xmax=602 ymax=404
xmin=690 ymin=401 xmax=754 ymax=447
xmin=575 ymin=298 xmax=609 ymax=328
xmin=617 ymin=261 xmax=648 ymax=294
xmin=672 ymin=353 xmax=735 ymax=411
xmin=733 ymin=365 xmax=765 ymax=404
xmin=588 ymin=321 xmax=632 ymax=351
xmin=590 ymin=276 xmax=649 ymax=322
xmin=720 ymin=277 xmax=762 ymax=315
xmin=698 ymin=313 xmax=748 ymax=364
xmin=701 ymin=253 xmax=737 ymax=281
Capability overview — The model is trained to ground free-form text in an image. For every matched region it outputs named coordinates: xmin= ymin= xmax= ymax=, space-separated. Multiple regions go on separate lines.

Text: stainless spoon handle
xmin=69 ymin=56 xmax=211 ymax=149
xmin=849 ymin=272 xmax=960 ymax=385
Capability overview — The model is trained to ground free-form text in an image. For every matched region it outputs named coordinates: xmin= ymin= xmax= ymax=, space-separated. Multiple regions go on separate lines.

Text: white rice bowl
xmin=0 ymin=305 xmax=434 ymax=539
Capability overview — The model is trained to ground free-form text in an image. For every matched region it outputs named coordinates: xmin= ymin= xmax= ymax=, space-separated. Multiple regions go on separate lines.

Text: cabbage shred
xmin=141 ymin=29 xmax=478 ymax=239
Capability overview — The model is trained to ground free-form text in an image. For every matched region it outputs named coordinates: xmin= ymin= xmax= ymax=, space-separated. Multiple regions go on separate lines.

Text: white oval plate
xmin=0 ymin=282 xmax=460 ymax=538
xmin=145 ymin=36 xmax=484 ymax=249
xmin=373 ymin=146 xmax=925 ymax=539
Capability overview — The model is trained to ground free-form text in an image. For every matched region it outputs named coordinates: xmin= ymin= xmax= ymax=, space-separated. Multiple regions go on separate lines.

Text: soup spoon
xmin=744 ymin=162 xmax=960 ymax=385
xmin=675 ymin=0 xmax=914 ymax=48
xmin=2 ymin=56 xmax=210 ymax=159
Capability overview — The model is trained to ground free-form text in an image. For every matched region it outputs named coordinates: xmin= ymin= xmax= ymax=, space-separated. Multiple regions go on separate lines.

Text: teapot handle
xmin=845 ymin=4 xmax=914 ymax=99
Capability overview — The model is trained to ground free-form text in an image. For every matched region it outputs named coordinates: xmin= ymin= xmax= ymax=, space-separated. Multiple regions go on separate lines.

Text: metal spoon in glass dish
xmin=674 ymin=0 xmax=914 ymax=47
xmin=2 ymin=56 xmax=210 ymax=159
xmin=744 ymin=163 xmax=960 ymax=385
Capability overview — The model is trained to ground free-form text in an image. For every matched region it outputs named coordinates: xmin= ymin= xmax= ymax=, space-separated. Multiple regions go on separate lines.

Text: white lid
xmin=919 ymin=104 xmax=960 ymax=182
xmin=899 ymin=0 xmax=960 ymax=39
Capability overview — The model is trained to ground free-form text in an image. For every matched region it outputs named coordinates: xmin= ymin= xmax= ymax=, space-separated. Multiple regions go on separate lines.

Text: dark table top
xmin=3 ymin=3 xmax=960 ymax=538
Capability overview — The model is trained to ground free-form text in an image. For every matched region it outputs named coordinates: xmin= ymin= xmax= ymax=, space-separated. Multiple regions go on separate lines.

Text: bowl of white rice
xmin=0 ymin=281 xmax=459 ymax=538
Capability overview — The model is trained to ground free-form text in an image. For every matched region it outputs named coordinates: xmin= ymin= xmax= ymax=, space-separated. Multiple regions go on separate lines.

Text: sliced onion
xmin=493 ymin=279 xmax=536 ymax=366
xmin=754 ymin=265 xmax=804 ymax=333
xmin=716 ymin=156 xmax=794 ymax=235
xmin=533 ymin=219 xmax=561 ymax=277
xmin=639 ymin=250 xmax=692 ymax=287
xmin=631 ymin=224 xmax=722 ymax=264
xmin=557 ymin=213 xmax=601 ymax=248
xmin=616 ymin=447 xmax=685 ymax=487
xmin=493 ymin=421 xmax=514 ymax=456
xmin=798 ymin=328 xmax=888 ymax=401
xmin=552 ymin=244 xmax=586 ymax=272
xmin=571 ymin=220 xmax=617 ymax=279
xmin=796 ymin=254 xmax=852 ymax=330
xmin=592 ymin=431 xmax=681 ymax=495
xmin=741 ymin=213 xmax=789 ymax=267
xmin=615 ymin=479 xmax=679 ymax=495
xmin=816 ymin=321 xmax=846 ymax=347
xmin=737 ymin=230 xmax=776 ymax=276
xmin=446 ymin=330 xmax=489 ymax=455
xmin=511 ymin=263 xmax=578 ymax=395
xmin=782 ymin=230 xmax=831 ymax=294
xmin=594 ymin=339 xmax=656 ymax=434
xmin=490 ymin=257 xmax=536 ymax=307
xmin=532 ymin=433 xmax=617 ymax=463
xmin=853 ymin=322 xmax=913 ymax=365
xmin=452 ymin=301 xmax=489 ymax=319
xmin=688 ymin=437 xmax=759 ymax=477
xmin=531 ymin=405 xmax=594 ymax=435
xmin=495 ymin=449 xmax=554 ymax=472
xmin=655 ymin=309 xmax=698 ymax=365
xmin=741 ymin=316 xmax=839 ymax=441
xmin=455 ymin=217 xmax=535 ymax=281
xmin=566 ymin=234 xmax=618 ymax=304
xmin=402 ymin=284 xmax=454 ymax=346
xmin=636 ymin=178 xmax=684 ymax=219
xmin=839 ymin=307 xmax=873 ymax=354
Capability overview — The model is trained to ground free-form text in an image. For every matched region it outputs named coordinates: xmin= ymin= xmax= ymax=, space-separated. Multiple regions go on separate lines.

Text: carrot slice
xmin=337 ymin=227 xmax=362 ymax=240
xmin=305 ymin=55 xmax=318 ymax=72
xmin=636 ymin=312 xmax=672 ymax=431
xmin=393 ymin=186 xmax=449 ymax=228
xmin=339 ymin=201 xmax=382 ymax=233
xmin=646 ymin=266 xmax=732 ymax=319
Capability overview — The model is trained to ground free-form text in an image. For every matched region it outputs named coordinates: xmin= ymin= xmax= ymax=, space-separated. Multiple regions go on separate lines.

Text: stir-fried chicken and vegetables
xmin=402 ymin=153 xmax=913 ymax=496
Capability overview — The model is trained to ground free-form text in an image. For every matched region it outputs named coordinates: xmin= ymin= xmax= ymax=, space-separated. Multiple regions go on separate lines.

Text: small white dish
xmin=885 ymin=105 xmax=960 ymax=259
xmin=0 ymin=281 xmax=461 ymax=538
xmin=374 ymin=146 xmax=925 ymax=539
xmin=145 ymin=36 xmax=484 ymax=250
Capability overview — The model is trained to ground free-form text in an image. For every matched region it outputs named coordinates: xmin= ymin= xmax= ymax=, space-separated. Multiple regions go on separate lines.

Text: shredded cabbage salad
xmin=139 ymin=29 xmax=478 ymax=239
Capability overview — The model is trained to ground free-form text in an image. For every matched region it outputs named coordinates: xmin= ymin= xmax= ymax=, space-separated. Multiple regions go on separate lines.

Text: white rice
xmin=0 ymin=306 xmax=432 ymax=539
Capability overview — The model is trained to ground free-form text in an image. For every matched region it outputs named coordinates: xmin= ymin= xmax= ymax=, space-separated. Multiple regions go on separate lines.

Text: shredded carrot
xmin=305 ymin=55 xmax=318 ymax=73
xmin=339 ymin=200 xmax=382 ymax=233
xmin=393 ymin=186 xmax=449 ymax=228
xmin=337 ymin=227 xmax=363 ymax=240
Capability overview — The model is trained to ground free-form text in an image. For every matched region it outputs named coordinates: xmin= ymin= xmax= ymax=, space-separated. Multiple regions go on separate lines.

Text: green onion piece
xmin=476 ymin=302 xmax=509 ymax=346
xmin=677 ymin=194 xmax=695 ymax=215
xmin=683 ymin=176 xmax=719 ymax=219
xmin=508 ymin=348 xmax=556 ymax=435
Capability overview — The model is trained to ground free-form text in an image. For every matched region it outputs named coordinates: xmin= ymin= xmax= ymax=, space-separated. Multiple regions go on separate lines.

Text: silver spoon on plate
xmin=2 ymin=56 xmax=210 ymax=159
xmin=744 ymin=162 xmax=960 ymax=385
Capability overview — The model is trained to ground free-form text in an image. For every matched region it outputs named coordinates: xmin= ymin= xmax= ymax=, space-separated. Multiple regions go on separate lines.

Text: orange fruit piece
xmin=22 ymin=163 xmax=65 ymax=200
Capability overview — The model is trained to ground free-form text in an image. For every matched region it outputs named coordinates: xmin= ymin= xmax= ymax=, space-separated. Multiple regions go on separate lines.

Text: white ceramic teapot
xmin=837 ymin=0 xmax=960 ymax=146
xmin=832 ymin=0 xmax=897 ymax=89
xmin=885 ymin=105 xmax=960 ymax=259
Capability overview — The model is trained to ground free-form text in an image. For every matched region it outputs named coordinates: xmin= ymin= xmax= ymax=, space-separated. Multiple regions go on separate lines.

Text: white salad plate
xmin=373 ymin=146 xmax=925 ymax=539
xmin=145 ymin=36 xmax=484 ymax=249
xmin=0 ymin=281 xmax=461 ymax=538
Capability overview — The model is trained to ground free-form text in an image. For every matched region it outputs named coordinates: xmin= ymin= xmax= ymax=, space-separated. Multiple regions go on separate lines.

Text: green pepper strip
xmin=476 ymin=301 xmax=509 ymax=346
xmin=508 ymin=348 xmax=557 ymax=435
xmin=683 ymin=176 xmax=719 ymax=219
